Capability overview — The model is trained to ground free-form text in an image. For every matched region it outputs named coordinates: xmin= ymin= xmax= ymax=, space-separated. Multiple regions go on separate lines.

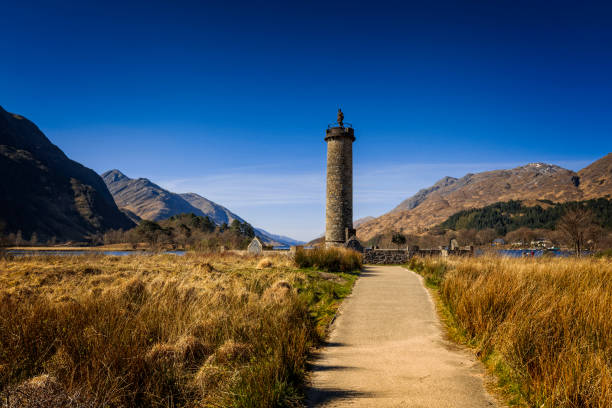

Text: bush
xmin=294 ymin=247 xmax=362 ymax=273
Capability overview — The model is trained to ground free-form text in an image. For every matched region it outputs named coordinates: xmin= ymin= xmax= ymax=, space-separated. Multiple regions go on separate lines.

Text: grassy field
xmin=409 ymin=256 xmax=612 ymax=408
xmin=0 ymin=250 xmax=360 ymax=407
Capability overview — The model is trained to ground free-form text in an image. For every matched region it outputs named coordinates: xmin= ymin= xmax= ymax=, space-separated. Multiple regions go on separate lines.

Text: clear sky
xmin=2 ymin=1 xmax=611 ymax=241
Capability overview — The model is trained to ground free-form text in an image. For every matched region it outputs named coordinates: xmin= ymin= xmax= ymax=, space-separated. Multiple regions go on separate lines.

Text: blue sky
xmin=2 ymin=1 xmax=611 ymax=241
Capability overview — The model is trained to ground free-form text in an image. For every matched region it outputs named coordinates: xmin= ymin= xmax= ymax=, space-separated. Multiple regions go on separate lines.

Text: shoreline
xmin=5 ymin=246 xmax=147 ymax=252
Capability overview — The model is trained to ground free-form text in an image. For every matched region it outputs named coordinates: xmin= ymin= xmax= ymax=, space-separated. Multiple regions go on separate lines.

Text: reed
xmin=410 ymin=256 xmax=612 ymax=407
xmin=294 ymin=247 xmax=362 ymax=273
xmin=0 ymin=252 xmax=358 ymax=407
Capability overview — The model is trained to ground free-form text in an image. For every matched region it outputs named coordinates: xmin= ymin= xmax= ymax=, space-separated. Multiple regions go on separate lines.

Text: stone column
xmin=325 ymin=123 xmax=355 ymax=247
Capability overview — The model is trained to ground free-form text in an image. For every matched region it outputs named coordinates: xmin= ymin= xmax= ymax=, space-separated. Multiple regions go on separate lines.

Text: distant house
xmin=492 ymin=238 xmax=505 ymax=246
xmin=531 ymin=239 xmax=553 ymax=249
xmin=247 ymin=237 xmax=263 ymax=254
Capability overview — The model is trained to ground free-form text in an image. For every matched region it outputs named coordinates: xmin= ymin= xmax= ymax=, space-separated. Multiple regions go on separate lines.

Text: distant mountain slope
xmin=180 ymin=193 xmax=242 ymax=225
xmin=357 ymin=155 xmax=612 ymax=241
xmin=577 ymin=153 xmax=612 ymax=199
xmin=102 ymin=170 xmax=303 ymax=246
xmin=254 ymin=228 xmax=304 ymax=247
xmin=102 ymin=170 xmax=200 ymax=221
xmin=353 ymin=216 xmax=375 ymax=228
xmin=0 ymin=106 xmax=134 ymax=241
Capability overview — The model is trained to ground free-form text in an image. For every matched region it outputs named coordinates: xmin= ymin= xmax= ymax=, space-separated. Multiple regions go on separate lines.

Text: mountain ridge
xmin=0 ymin=107 xmax=134 ymax=241
xmin=102 ymin=169 xmax=303 ymax=246
xmin=357 ymin=155 xmax=612 ymax=241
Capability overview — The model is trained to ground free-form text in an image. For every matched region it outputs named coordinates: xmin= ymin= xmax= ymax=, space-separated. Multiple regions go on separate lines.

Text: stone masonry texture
xmin=325 ymin=126 xmax=355 ymax=246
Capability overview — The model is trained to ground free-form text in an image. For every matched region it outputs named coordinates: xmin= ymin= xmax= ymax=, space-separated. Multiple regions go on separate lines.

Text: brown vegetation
xmin=410 ymin=256 xmax=612 ymax=407
xmin=294 ymin=247 xmax=362 ymax=273
xmin=0 ymin=251 xmax=359 ymax=407
xmin=357 ymin=153 xmax=612 ymax=241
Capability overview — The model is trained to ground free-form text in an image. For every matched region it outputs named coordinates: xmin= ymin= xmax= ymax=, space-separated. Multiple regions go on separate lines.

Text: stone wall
xmin=363 ymin=249 xmax=409 ymax=264
xmin=363 ymin=247 xmax=474 ymax=264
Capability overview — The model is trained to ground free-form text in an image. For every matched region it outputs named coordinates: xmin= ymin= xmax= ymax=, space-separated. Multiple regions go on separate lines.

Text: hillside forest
xmin=0 ymin=213 xmax=257 ymax=250
xmin=367 ymin=198 xmax=612 ymax=251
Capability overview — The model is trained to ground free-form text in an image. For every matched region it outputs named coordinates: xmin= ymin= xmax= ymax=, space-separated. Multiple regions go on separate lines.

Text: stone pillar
xmin=325 ymin=121 xmax=355 ymax=247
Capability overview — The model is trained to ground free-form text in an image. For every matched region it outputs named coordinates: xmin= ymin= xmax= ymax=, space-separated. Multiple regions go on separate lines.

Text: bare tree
xmin=457 ymin=229 xmax=477 ymax=246
xmin=505 ymin=227 xmax=537 ymax=246
xmin=476 ymin=228 xmax=497 ymax=246
xmin=556 ymin=208 xmax=595 ymax=256
xmin=586 ymin=224 xmax=606 ymax=251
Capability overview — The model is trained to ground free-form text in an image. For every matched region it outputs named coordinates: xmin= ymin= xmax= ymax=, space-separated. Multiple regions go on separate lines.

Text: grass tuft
xmin=0 ymin=252 xmax=359 ymax=407
xmin=409 ymin=256 xmax=612 ymax=408
xmin=294 ymin=247 xmax=362 ymax=272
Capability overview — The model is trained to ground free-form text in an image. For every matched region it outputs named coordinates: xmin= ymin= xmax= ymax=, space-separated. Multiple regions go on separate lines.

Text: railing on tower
xmin=327 ymin=122 xmax=353 ymax=129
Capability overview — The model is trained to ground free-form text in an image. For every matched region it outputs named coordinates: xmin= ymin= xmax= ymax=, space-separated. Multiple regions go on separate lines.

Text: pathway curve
xmin=306 ymin=265 xmax=500 ymax=407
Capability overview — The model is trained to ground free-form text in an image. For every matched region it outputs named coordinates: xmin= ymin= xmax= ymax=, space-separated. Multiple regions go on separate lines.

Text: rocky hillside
xmin=0 ymin=106 xmax=134 ymax=241
xmin=102 ymin=170 xmax=303 ymax=246
xmin=357 ymin=155 xmax=612 ymax=241
xmin=102 ymin=170 xmax=242 ymax=225
xmin=577 ymin=152 xmax=612 ymax=199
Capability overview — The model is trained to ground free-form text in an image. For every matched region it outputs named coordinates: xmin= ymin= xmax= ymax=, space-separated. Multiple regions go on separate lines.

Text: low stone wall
xmin=363 ymin=247 xmax=473 ymax=264
xmin=363 ymin=249 xmax=409 ymax=264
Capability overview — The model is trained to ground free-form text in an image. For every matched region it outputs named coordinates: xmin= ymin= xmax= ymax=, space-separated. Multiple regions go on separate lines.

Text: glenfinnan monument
xmin=325 ymin=109 xmax=356 ymax=247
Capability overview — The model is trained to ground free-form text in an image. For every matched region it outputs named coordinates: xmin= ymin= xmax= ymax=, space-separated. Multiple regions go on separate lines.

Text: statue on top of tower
xmin=337 ymin=108 xmax=344 ymax=127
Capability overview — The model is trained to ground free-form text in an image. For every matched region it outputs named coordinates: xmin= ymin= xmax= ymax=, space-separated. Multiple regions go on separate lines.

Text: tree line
xmin=367 ymin=199 xmax=612 ymax=254
xmin=0 ymin=213 xmax=258 ymax=250
xmin=439 ymin=198 xmax=612 ymax=235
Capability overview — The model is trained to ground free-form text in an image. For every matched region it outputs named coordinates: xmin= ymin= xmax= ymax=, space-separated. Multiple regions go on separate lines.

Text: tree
xmin=476 ymin=228 xmax=497 ymax=245
xmin=556 ymin=208 xmax=595 ymax=256
xmin=457 ymin=229 xmax=477 ymax=246
xmin=505 ymin=227 xmax=537 ymax=246
xmin=229 ymin=219 xmax=242 ymax=234
xmin=391 ymin=232 xmax=407 ymax=249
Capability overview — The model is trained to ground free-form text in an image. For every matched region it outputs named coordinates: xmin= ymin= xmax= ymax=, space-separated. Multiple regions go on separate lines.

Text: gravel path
xmin=306 ymin=265 xmax=500 ymax=408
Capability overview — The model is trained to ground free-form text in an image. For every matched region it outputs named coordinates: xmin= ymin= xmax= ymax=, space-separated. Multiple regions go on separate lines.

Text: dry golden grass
xmin=411 ymin=256 xmax=612 ymax=408
xmin=0 ymin=252 xmax=358 ymax=407
xmin=294 ymin=247 xmax=362 ymax=273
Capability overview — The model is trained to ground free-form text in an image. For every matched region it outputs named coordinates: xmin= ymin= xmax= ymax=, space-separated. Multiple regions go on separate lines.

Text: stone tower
xmin=325 ymin=109 xmax=356 ymax=247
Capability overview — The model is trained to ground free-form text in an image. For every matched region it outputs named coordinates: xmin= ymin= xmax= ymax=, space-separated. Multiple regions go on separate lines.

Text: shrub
xmin=294 ymin=247 xmax=362 ymax=272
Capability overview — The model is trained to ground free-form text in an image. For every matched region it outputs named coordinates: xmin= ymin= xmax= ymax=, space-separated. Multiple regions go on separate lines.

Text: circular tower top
xmin=326 ymin=108 xmax=355 ymax=141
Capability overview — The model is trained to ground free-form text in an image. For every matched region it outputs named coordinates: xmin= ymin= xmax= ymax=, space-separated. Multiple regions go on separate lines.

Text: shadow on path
xmin=306 ymin=388 xmax=375 ymax=407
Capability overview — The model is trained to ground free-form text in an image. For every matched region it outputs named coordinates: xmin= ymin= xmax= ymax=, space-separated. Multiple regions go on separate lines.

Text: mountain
xmin=0 ymin=106 xmax=134 ymax=241
xmin=577 ymin=153 xmax=612 ymax=199
xmin=180 ymin=193 xmax=242 ymax=225
xmin=354 ymin=216 xmax=375 ymax=228
xmin=357 ymin=155 xmax=612 ymax=241
xmin=102 ymin=170 xmax=303 ymax=246
xmin=101 ymin=169 xmax=242 ymax=224
xmin=254 ymin=228 xmax=304 ymax=247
